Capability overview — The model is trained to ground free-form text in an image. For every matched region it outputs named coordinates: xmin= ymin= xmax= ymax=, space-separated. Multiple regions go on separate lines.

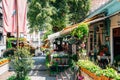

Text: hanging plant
xmin=71 ymin=22 xmax=89 ymax=39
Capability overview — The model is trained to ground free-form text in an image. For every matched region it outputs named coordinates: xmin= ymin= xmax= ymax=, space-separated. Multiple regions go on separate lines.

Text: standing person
xmin=89 ymin=51 xmax=92 ymax=61
xmin=89 ymin=51 xmax=94 ymax=61
xmin=94 ymin=45 xmax=98 ymax=62
xmin=77 ymin=68 xmax=84 ymax=80
xmin=35 ymin=47 xmax=40 ymax=56
xmin=42 ymin=50 xmax=45 ymax=55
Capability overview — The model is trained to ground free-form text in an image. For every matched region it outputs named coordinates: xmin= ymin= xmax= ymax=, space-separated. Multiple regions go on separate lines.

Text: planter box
xmin=94 ymin=76 xmax=101 ymax=80
xmin=80 ymin=67 xmax=114 ymax=80
xmin=81 ymin=67 xmax=101 ymax=80
xmin=101 ymin=76 xmax=113 ymax=80
xmin=0 ymin=61 xmax=9 ymax=75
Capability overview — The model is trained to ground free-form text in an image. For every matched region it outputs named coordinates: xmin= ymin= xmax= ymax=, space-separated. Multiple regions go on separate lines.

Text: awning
xmin=60 ymin=16 xmax=109 ymax=35
xmin=60 ymin=23 xmax=79 ymax=35
xmin=48 ymin=16 xmax=108 ymax=40
xmin=48 ymin=32 xmax=60 ymax=40
xmin=87 ymin=16 xmax=107 ymax=24
xmin=48 ymin=24 xmax=79 ymax=40
xmin=48 ymin=10 xmax=120 ymax=41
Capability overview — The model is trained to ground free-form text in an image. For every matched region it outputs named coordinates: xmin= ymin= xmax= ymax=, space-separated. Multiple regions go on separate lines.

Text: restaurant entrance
xmin=113 ymin=27 xmax=120 ymax=66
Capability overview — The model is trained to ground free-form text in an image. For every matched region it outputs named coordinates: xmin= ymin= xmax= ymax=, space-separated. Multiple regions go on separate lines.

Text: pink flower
xmin=78 ymin=76 xmax=84 ymax=80
xmin=81 ymin=43 xmax=85 ymax=48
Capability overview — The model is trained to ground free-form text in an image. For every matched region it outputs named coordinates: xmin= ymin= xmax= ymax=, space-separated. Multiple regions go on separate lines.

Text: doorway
xmin=113 ymin=27 xmax=120 ymax=66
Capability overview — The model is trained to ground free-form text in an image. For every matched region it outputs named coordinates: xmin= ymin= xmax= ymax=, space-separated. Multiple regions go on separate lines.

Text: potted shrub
xmin=8 ymin=47 xmax=34 ymax=80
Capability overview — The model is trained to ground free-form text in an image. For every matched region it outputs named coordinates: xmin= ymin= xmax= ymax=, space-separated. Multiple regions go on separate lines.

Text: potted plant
xmin=8 ymin=47 xmax=34 ymax=80
xmin=71 ymin=22 xmax=89 ymax=40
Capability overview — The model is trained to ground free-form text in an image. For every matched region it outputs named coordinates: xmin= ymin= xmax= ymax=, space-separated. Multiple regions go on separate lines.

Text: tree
xmin=51 ymin=0 xmax=70 ymax=32
xmin=27 ymin=0 xmax=56 ymax=31
xmin=27 ymin=0 xmax=90 ymax=38
xmin=68 ymin=0 xmax=90 ymax=24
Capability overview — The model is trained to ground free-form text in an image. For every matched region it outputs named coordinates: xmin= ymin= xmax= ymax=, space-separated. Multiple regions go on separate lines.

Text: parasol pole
xmin=15 ymin=0 xmax=19 ymax=48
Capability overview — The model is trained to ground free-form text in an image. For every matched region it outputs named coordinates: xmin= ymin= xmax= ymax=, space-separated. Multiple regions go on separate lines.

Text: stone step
xmin=67 ymin=68 xmax=73 ymax=74
xmin=32 ymin=64 xmax=47 ymax=69
xmin=61 ymin=72 xmax=68 ymax=80
xmin=56 ymin=68 xmax=74 ymax=80
xmin=64 ymin=71 xmax=71 ymax=79
xmin=56 ymin=75 xmax=62 ymax=80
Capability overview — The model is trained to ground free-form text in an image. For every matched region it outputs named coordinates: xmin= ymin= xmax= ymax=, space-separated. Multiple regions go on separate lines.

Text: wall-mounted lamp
xmin=105 ymin=36 xmax=109 ymax=41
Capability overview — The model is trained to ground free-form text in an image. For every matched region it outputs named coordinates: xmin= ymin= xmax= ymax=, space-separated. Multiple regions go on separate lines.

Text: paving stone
xmin=0 ymin=71 xmax=15 ymax=80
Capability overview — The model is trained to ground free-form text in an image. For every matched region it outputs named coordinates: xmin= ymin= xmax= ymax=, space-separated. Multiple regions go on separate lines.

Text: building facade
xmin=87 ymin=0 xmax=120 ymax=66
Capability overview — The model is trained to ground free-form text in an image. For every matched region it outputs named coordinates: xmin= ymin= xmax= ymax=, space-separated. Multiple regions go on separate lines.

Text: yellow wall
xmin=110 ymin=14 xmax=120 ymax=28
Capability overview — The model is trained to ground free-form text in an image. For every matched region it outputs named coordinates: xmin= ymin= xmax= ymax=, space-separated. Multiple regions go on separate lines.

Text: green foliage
xmin=3 ymin=48 xmax=15 ymax=58
xmin=10 ymin=48 xmax=34 ymax=80
xmin=45 ymin=50 xmax=51 ymax=67
xmin=7 ymin=75 xmax=16 ymax=80
xmin=7 ymin=38 xmax=25 ymax=41
xmin=28 ymin=0 xmax=90 ymax=34
xmin=95 ymin=70 xmax=103 ymax=77
xmin=77 ymin=60 xmax=101 ymax=74
xmin=71 ymin=23 xmax=89 ymax=39
xmin=6 ymin=38 xmax=26 ymax=48
xmin=77 ymin=60 xmax=119 ymax=78
xmin=41 ymin=30 xmax=53 ymax=41
xmin=71 ymin=54 xmax=78 ymax=62
xmin=115 ymin=75 xmax=120 ymax=80
xmin=51 ymin=0 xmax=70 ymax=32
xmin=27 ymin=0 xmax=55 ymax=32
xmin=7 ymin=40 xmax=12 ymax=49
xmin=7 ymin=75 xmax=30 ymax=80
xmin=52 ymin=53 xmax=68 ymax=58
xmin=68 ymin=0 xmax=90 ymax=23
xmin=102 ymin=68 xmax=117 ymax=78
xmin=0 ymin=58 xmax=8 ymax=62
